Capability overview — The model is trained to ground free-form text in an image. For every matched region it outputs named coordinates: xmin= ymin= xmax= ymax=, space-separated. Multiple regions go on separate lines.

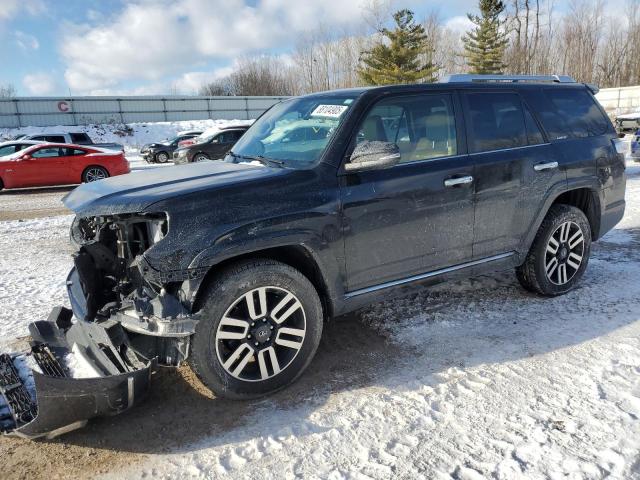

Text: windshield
xmin=228 ymin=95 xmax=357 ymax=167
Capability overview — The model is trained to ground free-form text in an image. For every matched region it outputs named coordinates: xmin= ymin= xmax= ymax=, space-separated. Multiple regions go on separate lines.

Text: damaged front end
xmin=1 ymin=212 xmax=199 ymax=438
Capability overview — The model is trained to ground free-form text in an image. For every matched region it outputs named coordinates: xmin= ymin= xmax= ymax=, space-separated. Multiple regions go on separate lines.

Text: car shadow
xmin=8 ymin=226 xmax=639 ymax=473
xmin=0 ymin=185 xmax=76 ymax=195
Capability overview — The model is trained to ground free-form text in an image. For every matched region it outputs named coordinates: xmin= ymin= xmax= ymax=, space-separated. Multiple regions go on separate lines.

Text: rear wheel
xmin=0 ymin=178 xmax=3 ymax=191
xmin=516 ymin=204 xmax=591 ymax=296
xmin=190 ymin=259 xmax=323 ymax=399
xmin=193 ymin=153 xmax=209 ymax=162
xmin=155 ymin=151 xmax=170 ymax=163
xmin=82 ymin=166 xmax=109 ymax=183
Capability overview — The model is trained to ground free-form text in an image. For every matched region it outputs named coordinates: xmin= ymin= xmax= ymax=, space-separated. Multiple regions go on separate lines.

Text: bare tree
xmin=0 ymin=83 xmax=16 ymax=98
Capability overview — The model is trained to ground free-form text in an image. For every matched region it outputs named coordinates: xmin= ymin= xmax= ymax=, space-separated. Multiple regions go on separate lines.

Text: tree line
xmin=200 ymin=0 xmax=640 ymax=96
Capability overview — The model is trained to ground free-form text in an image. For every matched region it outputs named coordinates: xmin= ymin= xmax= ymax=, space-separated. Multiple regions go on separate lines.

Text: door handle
xmin=444 ymin=176 xmax=474 ymax=187
xmin=534 ymin=161 xmax=559 ymax=171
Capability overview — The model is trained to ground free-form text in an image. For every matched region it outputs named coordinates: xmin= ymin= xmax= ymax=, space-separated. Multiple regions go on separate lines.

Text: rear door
xmin=462 ymin=90 xmax=564 ymax=259
xmin=340 ymin=92 xmax=475 ymax=292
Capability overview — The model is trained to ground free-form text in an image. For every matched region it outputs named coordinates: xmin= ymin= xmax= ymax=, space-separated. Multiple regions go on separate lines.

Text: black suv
xmin=62 ymin=75 xmax=625 ymax=401
xmin=173 ymin=126 xmax=249 ymax=164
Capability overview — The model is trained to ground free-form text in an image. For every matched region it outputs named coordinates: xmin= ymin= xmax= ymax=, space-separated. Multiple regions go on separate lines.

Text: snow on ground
xmin=0 ymin=162 xmax=639 ymax=479
xmin=0 ymin=215 xmax=73 ymax=349
xmin=0 ymin=119 xmax=254 ymax=155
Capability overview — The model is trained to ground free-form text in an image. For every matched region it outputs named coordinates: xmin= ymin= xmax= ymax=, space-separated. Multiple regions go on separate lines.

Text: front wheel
xmin=82 ymin=166 xmax=109 ymax=183
xmin=193 ymin=153 xmax=209 ymax=162
xmin=516 ymin=204 xmax=592 ymax=296
xmin=190 ymin=259 xmax=323 ymax=399
xmin=155 ymin=151 xmax=170 ymax=163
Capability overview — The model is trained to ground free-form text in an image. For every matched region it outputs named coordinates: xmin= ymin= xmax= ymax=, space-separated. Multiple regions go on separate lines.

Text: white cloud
xmin=444 ymin=15 xmax=473 ymax=35
xmin=0 ymin=0 xmax=45 ymax=20
xmin=60 ymin=0 xmax=367 ymax=93
xmin=22 ymin=72 xmax=56 ymax=95
xmin=15 ymin=31 xmax=39 ymax=50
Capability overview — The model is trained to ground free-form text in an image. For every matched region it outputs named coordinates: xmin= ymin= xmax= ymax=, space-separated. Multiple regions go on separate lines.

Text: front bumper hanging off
xmin=0 ymin=307 xmax=156 ymax=439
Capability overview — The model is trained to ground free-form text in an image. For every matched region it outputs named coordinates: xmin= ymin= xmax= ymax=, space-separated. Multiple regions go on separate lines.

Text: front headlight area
xmin=71 ymin=212 xmax=168 ymax=254
xmin=68 ymin=212 xmax=194 ymax=365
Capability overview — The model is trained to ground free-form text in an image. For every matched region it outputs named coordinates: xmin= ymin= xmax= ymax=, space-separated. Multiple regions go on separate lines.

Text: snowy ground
xmin=0 ymin=161 xmax=639 ymax=479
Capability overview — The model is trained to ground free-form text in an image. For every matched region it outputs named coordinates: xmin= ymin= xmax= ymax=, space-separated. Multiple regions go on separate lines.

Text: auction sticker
xmin=311 ymin=104 xmax=348 ymax=118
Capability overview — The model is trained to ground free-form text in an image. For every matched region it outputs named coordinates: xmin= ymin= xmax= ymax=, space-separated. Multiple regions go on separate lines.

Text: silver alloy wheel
xmin=85 ymin=167 xmax=107 ymax=182
xmin=215 ymin=286 xmax=306 ymax=382
xmin=194 ymin=153 xmax=208 ymax=162
xmin=544 ymin=220 xmax=585 ymax=285
xmin=156 ymin=152 xmax=169 ymax=163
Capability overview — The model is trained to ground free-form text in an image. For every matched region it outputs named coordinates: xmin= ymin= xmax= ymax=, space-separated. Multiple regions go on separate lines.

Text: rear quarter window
xmin=539 ymin=88 xmax=610 ymax=140
xmin=70 ymin=133 xmax=91 ymax=143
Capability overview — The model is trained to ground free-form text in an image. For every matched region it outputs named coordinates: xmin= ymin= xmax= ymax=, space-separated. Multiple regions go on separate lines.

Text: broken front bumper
xmin=0 ymin=308 xmax=156 ymax=439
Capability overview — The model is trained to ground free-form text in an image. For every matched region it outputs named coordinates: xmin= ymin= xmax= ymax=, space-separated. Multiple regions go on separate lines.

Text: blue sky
xmin=0 ymin=0 xmax=623 ymax=96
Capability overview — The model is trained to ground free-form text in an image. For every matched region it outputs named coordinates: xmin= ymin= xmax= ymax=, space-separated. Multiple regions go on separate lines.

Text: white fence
xmin=0 ymin=96 xmax=288 ymax=128
xmin=596 ymin=86 xmax=640 ymax=117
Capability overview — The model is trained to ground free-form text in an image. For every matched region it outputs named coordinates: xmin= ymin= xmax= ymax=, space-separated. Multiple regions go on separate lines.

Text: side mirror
xmin=344 ymin=141 xmax=401 ymax=172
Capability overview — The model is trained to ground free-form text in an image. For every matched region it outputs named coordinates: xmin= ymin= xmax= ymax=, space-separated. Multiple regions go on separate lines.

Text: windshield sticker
xmin=310 ymin=104 xmax=349 ymax=118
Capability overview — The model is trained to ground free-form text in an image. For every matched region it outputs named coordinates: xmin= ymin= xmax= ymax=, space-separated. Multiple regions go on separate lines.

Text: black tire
xmin=155 ymin=151 xmax=170 ymax=163
xmin=516 ymin=204 xmax=592 ymax=296
xmin=0 ymin=178 xmax=3 ymax=191
xmin=193 ymin=153 xmax=209 ymax=162
xmin=190 ymin=259 xmax=323 ymax=399
xmin=82 ymin=166 xmax=109 ymax=183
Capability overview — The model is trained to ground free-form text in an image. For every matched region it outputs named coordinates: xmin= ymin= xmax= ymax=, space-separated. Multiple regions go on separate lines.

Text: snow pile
xmin=64 ymin=344 xmax=102 ymax=379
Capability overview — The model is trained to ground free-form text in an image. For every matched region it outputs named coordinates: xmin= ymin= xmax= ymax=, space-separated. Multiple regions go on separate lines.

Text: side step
xmin=1 ymin=307 xmax=156 ymax=439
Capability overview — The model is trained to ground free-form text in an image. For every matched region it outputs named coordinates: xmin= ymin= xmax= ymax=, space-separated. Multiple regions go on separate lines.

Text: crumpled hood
xmin=63 ymin=161 xmax=283 ymax=216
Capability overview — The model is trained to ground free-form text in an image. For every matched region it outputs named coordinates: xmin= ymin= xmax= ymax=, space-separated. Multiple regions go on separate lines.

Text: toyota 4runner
xmin=0 ymin=75 xmax=626 ymax=438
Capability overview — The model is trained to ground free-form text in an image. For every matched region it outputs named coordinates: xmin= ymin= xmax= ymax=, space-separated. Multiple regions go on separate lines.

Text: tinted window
xmin=524 ymin=105 xmax=545 ymax=145
xmin=66 ymin=148 xmax=87 ymax=156
xmin=543 ymin=88 xmax=609 ymax=138
xmin=465 ymin=93 xmax=527 ymax=153
xmin=45 ymin=136 xmax=66 ymax=143
xmin=356 ymin=94 xmax=457 ymax=163
xmin=70 ymin=133 xmax=90 ymax=143
xmin=31 ymin=147 xmax=62 ymax=158
xmin=219 ymin=131 xmax=244 ymax=143
xmin=0 ymin=145 xmax=17 ymax=156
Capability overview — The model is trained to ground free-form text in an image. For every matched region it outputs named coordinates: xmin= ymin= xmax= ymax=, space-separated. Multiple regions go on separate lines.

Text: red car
xmin=0 ymin=143 xmax=130 ymax=190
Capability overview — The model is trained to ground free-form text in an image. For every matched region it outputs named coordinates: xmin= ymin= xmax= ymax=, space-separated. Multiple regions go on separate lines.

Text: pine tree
xmin=358 ymin=9 xmax=438 ymax=85
xmin=463 ymin=0 xmax=509 ymax=74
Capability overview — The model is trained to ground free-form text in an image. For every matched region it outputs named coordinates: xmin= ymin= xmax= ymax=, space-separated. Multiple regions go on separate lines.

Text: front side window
xmin=354 ymin=94 xmax=457 ymax=164
xmin=31 ymin=147 xmax=62 ymax=158
xmin=465 ymin=92 xmax=528 ymax=153
xmin=229 ymin=95 xmax=357 ymax=167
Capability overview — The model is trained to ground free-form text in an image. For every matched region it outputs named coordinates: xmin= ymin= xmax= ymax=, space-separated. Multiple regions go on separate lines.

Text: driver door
xmin=19 ymin=146 xmax=68 ymax=187
xmin=339 ymin=92 xmax=476 ymax=292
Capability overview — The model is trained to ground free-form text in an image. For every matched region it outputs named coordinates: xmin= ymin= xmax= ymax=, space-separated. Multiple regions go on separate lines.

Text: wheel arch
xmin=192 ymin=244 xmax=335 ymax=319
xmin=551 ymin=187 xmax=602 ymax=240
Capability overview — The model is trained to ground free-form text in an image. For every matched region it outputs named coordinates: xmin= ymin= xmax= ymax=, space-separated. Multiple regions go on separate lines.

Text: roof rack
xmin=439 ymin=74 xmax=576 ymax=84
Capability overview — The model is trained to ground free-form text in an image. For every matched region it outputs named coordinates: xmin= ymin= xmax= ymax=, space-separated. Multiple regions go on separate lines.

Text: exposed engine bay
xmin=1 ymin=213 xmax=199 ymax=438
xmin=69 ymin=213 xmax=197 ymax=367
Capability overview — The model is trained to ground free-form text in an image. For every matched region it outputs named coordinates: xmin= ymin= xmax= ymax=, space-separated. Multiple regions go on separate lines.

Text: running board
xmin=0 ymin=307 xmax=156 ymax=439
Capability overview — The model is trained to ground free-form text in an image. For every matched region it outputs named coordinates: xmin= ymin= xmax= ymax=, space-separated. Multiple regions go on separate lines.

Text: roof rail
xmin=439 ymin=74 xmax=576 ymax=84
